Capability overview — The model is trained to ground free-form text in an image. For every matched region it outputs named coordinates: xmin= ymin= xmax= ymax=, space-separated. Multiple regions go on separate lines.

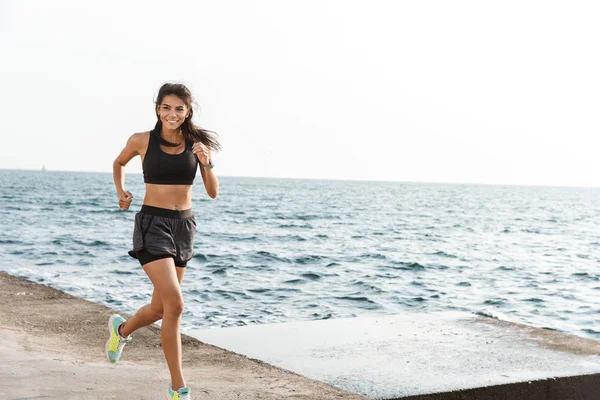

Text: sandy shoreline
xmin=0 ymin=271 xmax=366 ymax=400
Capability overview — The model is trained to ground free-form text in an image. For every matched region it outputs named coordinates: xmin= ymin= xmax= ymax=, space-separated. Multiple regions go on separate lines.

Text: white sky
xmin=0 ymin=0 xmax=599 ymax=187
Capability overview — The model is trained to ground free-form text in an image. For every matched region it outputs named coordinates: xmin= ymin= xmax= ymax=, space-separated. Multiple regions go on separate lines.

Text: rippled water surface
xmin=1 ymin=170 xmax=599 ymax=338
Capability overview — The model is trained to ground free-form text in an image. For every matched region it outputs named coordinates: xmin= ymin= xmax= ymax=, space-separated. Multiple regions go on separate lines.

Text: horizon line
xmin=1 ymin=168 xmax=599 ymax=190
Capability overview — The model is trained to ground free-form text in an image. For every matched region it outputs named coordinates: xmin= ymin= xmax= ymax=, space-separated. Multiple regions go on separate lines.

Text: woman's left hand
xmin=192 ymin=142 xmax=211 ymax=167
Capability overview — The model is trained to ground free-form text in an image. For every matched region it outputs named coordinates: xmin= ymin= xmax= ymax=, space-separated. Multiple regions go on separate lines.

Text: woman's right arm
xmin=113 ymin=133 xmax=144 ymax=210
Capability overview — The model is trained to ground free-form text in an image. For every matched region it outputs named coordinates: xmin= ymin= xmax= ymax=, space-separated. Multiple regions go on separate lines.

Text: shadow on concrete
xmin=400 ymin=373 xmax=600 ymax=400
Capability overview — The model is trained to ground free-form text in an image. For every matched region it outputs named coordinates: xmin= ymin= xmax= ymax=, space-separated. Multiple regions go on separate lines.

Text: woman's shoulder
xmin=129 ymin=131 xmax=152 ymax=144
xmin=121 ymin=131 xmax=152 ymax=153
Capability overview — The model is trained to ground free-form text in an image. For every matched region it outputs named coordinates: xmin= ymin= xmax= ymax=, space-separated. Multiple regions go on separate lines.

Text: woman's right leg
xmin=119 ymin=264 xmax=185 ymax=337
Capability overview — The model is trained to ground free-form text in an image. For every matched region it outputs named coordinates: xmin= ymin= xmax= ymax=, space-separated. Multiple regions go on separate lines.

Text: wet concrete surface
xmin=189 ymin=312 xmax=600 ymax=399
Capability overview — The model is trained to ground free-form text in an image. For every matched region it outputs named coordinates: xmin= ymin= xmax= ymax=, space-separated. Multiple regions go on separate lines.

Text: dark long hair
xmin=154 ymin=83 xmax=221 ymax=151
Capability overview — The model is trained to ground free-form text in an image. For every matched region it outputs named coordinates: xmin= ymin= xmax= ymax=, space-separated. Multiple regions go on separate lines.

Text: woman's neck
xmin=161 ymin=127 xmax=182 ymax=143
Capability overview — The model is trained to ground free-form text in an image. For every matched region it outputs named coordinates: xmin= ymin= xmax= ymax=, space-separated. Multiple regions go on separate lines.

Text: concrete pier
xmin=189 ymin=312 xmax=600 ymax=399
xmin=2 ymin=271 xmax=599 ymax=399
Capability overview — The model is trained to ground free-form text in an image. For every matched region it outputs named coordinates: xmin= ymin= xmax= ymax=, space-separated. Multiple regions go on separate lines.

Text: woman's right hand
xmin=118 ymin=191 xmax=133 ymax=210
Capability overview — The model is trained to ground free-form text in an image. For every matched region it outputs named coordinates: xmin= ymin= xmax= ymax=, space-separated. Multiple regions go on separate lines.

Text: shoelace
xmin=116 ymin=339 xmax=128 ymax=352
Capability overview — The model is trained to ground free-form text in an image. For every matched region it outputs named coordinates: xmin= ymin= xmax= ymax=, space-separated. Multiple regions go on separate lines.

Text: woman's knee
xmin=163 ymin=297 xmax=184 ymax=316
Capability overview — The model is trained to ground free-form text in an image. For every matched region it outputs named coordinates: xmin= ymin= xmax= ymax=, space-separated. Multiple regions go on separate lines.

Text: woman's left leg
xmin=142 ymin=257 xmax=187 ymax=390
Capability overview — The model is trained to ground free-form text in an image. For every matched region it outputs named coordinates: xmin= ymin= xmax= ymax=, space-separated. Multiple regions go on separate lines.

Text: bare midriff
xmin=143 ymin=184 xmax=193 ymax=210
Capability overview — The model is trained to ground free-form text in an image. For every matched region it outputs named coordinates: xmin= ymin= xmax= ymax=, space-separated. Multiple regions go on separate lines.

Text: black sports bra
xmin=143 ymin=128 xmax=198 ymax=185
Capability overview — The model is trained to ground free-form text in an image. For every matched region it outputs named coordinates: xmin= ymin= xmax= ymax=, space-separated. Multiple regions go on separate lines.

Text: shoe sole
xmin=105 ymin=314 xmax=118 ymax=363
xmin=165 ymin=391 xmax=190 ymax=399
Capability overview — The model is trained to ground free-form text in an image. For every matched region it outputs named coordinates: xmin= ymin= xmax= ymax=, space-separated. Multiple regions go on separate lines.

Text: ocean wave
xmin=273 ymin=234 xmax=307 ymax=242
xmin=335 ymin=295 xmax=377 ymax=304
xmin=386 ymin=261 xmax=426 ymax=270
xmin=247 ymin=288 xmax=270 ymax=293
xmin=75 ymin=239 xmax=111 ymax=247
xmin=316 ymin=313 xmax=333 ymax=320
xmin=252 ymin=251 xmax=290 ymax=263
xmin=582 ymin=328 xmax=600 ymax=335
xmin=571 ymin=272 xmax=599 ymax=281
xmin=300 ymin=272 xmax=321 ymax=280
xmin=358 ymin=253 xmax=387 ymax=260
xmin=275 ymin=214 xmax=340 ymax=221
xmin=283 ymin=278 xmax=305 ymax=284
xmin=431 ymin=250 xmax=458 ymax=258
xmin=110 ymin=269 xmax=136 ymax=275
xmin=244 ymin=264 xmax=276 ymax=271
xmin=483 ymin=298 xmax=506 ymax=306
xmin=497 ymin=265 xmax=516 ymax=271
xmin=277 ymin=224 xmax=313 ymax=229
xmin=193 ymin=253 xmax=209 ymax=261
xmin=351 ymin=280 xmax=382 ymax=292
xmin=295 ymin=255 xmax=325 ymax=264
xmin=523 ymin=297 xmax=545 ymax=303
xmin=0 ymin=239 xmax=21 ymax=245
xmin=229 ymin=235 xmax=258 ymax=242
xmin=473 ymin=308 xmax=512 ymax=321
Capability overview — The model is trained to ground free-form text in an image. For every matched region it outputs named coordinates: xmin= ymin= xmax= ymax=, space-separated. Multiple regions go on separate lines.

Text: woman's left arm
xmin=200 ymin=165 xmax=219 ymax=198
xmin=193 ymin=142 xmax=219 ymax=198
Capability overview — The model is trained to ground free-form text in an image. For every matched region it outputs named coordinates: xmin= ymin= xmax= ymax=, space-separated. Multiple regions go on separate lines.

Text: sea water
xmin=1 ymin=170 xmax=599 ymax=339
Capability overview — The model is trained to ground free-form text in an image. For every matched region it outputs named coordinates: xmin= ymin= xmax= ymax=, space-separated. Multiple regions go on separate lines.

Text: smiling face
xmin=156 ymin=95 xmax=189 ymax=130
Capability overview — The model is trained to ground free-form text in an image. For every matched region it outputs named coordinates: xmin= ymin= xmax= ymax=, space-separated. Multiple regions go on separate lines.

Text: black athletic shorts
xmin=128 ymin=205 xmax=197 ymax=268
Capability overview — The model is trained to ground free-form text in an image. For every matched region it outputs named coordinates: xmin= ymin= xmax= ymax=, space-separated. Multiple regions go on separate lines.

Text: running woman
xmin=108 ymin=82 xmax=221 ymax=400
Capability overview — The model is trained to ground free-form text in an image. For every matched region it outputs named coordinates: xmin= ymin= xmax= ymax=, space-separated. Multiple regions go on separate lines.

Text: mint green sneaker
xmin=166 ymin=384 xmax=191 ymax=400
xmin=105 ymin=314 xmax=132 ymax=363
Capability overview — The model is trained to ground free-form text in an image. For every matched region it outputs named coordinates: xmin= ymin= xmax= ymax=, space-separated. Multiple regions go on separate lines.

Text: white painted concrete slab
xmin=188 ymin=312 xmax=600 ymax=399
